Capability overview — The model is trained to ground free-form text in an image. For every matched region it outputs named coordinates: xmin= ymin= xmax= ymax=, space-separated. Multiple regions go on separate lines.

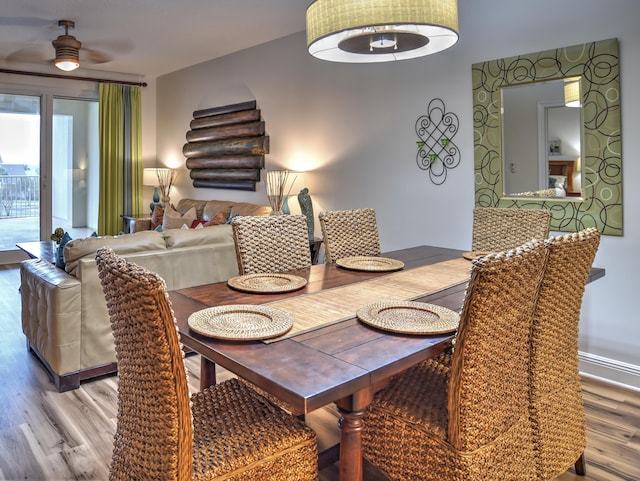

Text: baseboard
xmin=579 ymin=351 xmax=640 ymax=392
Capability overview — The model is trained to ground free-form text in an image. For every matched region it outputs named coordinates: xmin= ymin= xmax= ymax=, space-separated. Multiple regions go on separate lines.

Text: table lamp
xmin=143 ymin=168 xmax=161 ymax=213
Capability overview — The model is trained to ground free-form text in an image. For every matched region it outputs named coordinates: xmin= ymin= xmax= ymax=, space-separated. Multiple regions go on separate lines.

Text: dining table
xmin=169 ymin=244 xmax=605 ymax=481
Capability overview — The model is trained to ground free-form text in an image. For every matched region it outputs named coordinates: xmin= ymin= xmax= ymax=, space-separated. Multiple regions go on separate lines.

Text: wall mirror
xmin=472 ymin=38 xmax=622 ymax=235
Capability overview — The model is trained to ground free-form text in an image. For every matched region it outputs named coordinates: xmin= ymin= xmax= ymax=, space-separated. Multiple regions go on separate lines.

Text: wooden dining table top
xmin=170 ymin=245 xmax=469 ymax=411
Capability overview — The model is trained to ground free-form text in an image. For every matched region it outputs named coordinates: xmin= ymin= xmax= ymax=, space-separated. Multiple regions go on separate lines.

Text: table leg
xmin=335 ymin=388 xmax=373 ymax=481
xmin=200 ymin=356 xmax=217 ymax=390
xmin=336 ymin=406 xmax=365 ymax=481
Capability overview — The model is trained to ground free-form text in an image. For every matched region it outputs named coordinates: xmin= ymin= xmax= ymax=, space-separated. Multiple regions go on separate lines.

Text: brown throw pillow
xmin=204 ymin=211 xmax=227 ymax=226
xmin=151 ymin=205 xmax=164 ymax=230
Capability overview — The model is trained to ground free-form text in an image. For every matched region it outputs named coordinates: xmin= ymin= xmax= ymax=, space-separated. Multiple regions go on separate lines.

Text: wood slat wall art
xmin=183 ymin=100 xmax=269 ymax=191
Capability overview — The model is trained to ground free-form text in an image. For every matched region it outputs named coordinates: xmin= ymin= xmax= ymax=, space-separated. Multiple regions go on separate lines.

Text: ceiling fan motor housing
xmin=52 ymin=35 xmax=81 ymax=57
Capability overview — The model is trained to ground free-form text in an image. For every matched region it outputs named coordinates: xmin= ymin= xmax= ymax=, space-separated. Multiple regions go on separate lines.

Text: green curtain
xmin=98 ymin=84 xmax=142 ymax=235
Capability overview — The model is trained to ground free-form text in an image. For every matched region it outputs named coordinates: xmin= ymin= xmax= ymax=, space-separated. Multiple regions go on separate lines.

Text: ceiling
xmin=0 ymin=0 xmax=308 ymax=79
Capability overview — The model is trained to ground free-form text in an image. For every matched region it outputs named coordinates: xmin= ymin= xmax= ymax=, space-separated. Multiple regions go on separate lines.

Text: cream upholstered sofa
xmin=20 ymin=199 xmax=271 ymax=392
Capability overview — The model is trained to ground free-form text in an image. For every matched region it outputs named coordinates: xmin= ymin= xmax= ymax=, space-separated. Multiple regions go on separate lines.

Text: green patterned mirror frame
xmin=472 ymin=38 xmax=622 ymax=235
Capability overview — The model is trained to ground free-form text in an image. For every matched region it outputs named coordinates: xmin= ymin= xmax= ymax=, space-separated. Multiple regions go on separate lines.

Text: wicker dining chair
xmin=231 ymin=214 xmax=311 ymax=275
xmin=318 ymin=208 xmax=381 ymax=263
xmin=529 ymin=227 xmax=600 ymax=479
xmin=361 ymin=240 xmax=549 ymax=481
xmin=472 ymin=207 xmax=552 ymax=252
xmin=95 ymin=247 xmax=318 ymax=481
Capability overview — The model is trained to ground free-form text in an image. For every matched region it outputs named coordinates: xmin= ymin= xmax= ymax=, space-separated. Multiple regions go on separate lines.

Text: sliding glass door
xmin=0 ymin=89 xmax=98 ymax=264
xmin=0 ymin=93 xmax=41 ymax=258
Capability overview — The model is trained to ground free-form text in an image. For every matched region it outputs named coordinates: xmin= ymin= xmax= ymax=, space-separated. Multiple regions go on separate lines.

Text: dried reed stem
xmin=156 ymin=169 xmax=177 ymax=198
xmin=265 ymin=170 xmax=295 ymax=212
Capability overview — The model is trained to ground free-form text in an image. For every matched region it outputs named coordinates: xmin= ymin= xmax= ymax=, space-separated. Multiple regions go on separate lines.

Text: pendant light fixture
xmin=306 ymin=0 xmax=459 ymax=63
xmin=52 ymin=20 xmax=81 ymax=71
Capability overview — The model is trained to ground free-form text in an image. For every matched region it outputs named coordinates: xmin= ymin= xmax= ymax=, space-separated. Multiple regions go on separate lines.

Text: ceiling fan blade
xmin=5 ymin=45 xmax=50 ymax=64
xmin=81 ymin=47 xmax=112 ymax=65
xmin=0 ymin=16 xmax=51 ymax=28
xmin=84 ymin=38 xmax=134 ymax=55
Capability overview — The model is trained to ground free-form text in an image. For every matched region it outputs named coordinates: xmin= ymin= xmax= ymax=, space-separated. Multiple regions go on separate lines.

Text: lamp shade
xmin=143 ymin=168 xmax=159 ymax=186
xmin=564 ymin=80 xmax=581 ymax=107
xmin=306 ymin=0 xmax=459 ymax=63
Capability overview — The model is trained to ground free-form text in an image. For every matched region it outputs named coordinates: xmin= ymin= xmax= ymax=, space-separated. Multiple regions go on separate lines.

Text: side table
xmin=122 ymin=214 xmax=151 ymax=234
xmin=16 ymin=240 xmax=57 ymax=264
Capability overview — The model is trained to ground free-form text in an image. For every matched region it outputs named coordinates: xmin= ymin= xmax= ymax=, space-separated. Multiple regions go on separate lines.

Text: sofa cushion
xmin=64 ymin=230 xmax=167 ymax=276
xmin=163 ymin=224 xmax=233 ymax=249
xmin=230 ymin=202 xmax=272 ymax=217
xmin=174 ymin=198 xmax=208 ymax=219
xmin=163 ymin=206 xmax=196 ymax=230
xmin=202 ymin=200 xmax=234 ymax=221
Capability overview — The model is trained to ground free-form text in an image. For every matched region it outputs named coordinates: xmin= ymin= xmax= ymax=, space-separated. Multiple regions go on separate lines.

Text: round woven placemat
xmin=356 ymin=301 xmax=460 ymax=335
xmin=188 ymin=305 xmax=293 ymax=340
xmin=336 ymin=256 xmax=405 ymax=272
xmin=227 ymin=273 xmax=307 ymax=293
xmin=462 ymin=251 xmax=491 ymax=260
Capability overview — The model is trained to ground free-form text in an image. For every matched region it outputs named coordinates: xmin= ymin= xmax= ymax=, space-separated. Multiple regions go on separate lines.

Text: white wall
xmin=156 ymin=0 xmax=640 ymax=389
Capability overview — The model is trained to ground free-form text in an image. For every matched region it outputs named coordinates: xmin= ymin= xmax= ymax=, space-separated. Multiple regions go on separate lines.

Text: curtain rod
xmin=0 ymin=68 xmax=147 ymax=87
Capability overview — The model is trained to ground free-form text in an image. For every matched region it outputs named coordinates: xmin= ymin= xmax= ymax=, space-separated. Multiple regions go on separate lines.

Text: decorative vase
xmin=281 ymin=195 xmax=292 ymax=215
xmin=150 ymin=186 xmax=161 ymax=212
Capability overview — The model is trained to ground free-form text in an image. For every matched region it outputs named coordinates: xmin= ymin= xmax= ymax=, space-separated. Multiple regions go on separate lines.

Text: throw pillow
xmin=190 ymin=219 xmax=207 ymax=229
xmin=151 ymin=204 xmax=164 ymax=230
xmin=225 ymin=213 xmax=240 ymax=225
xmin=204 ymin=211 xmax=227 ymax=227
xmin=163 ymin=206 xmax=197 ymax=230
xmin=55 ymin=232 xmax=73 ymax=269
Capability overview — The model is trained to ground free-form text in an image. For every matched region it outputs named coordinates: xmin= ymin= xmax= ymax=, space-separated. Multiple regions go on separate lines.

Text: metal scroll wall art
xmin=415 ymin=98 xmax=460 ymax=185
xmin=183 ymin=100 xmax=269 ymax=191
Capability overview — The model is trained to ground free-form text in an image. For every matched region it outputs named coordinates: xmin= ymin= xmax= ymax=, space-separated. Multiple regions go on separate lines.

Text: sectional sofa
xmin=20 ymin=199 xmax=271 ymax=391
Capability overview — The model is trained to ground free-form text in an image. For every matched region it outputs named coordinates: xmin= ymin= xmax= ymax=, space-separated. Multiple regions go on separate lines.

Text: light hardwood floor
xmin=1 ymin=264 xmax=638 ymax=480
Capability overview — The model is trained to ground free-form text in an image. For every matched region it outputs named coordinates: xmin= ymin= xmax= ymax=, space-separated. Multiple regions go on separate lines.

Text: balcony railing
xmin=0 ymin=175 xmax=40 ymax=218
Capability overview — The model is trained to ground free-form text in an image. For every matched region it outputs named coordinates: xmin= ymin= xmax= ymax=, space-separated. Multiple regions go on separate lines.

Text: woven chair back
xmin=231 ymin=214 xmax=311 ymax=275
xmin=318 ymin=208 xmax=381 ymax=263
xmin=447 ymin=240 xmax=548 ymax=452
xmin=96 ymin=247 xmax=193 ymax=481
xmin=530 ymin=227 xmax=600 ymax=478
xmin=472 ymin=207 xmax=552 ymax=252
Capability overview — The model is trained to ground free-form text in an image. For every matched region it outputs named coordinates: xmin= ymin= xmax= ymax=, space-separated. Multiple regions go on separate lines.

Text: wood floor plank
xmin=1 ymin=264 xmax=639 ymax=481
xmin=0 ymin=425 xmax=48 ymax=480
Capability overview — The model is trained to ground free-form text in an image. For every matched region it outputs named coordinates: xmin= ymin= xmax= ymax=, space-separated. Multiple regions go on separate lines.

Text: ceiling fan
xmin=3 ymin=18 xmax=117 ymax=71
